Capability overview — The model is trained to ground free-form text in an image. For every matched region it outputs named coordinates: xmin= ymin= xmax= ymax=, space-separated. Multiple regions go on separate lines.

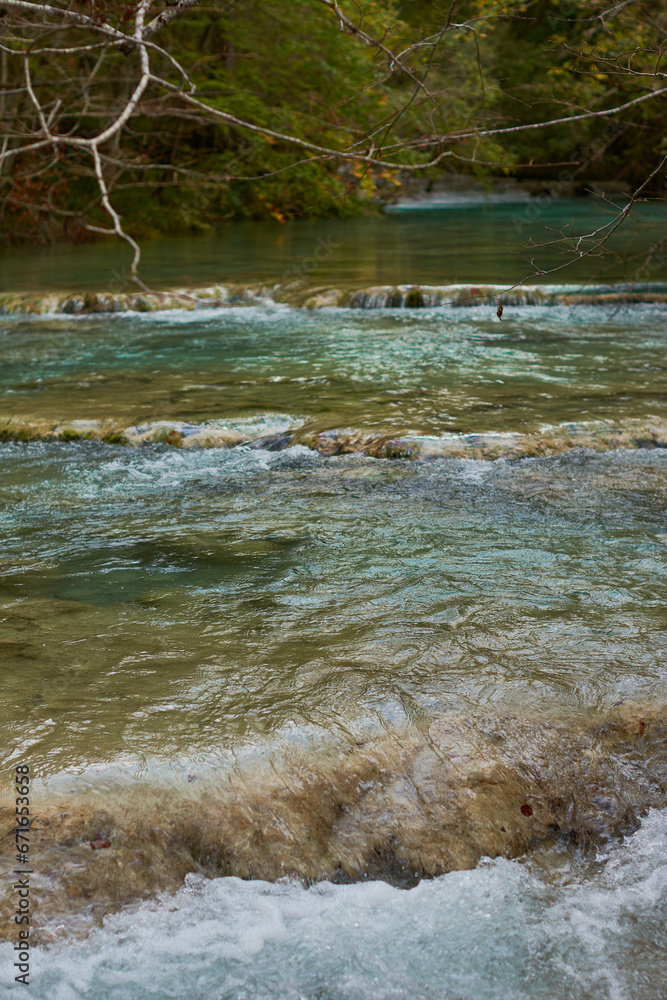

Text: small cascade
xmin=341 ymin=283 xmax=667 ymax=309
xmin=2 ymin=416 xmax=667 ymax=457
xmin=345 ymin=285 xmax=446 ymax=308
xmin=3 ymin=280 xmax=667 ymax=314
xmin=2 ymin=705 xmax=666 ymax=938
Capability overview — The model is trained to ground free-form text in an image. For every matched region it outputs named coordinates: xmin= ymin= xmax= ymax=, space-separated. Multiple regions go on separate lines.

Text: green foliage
xmin=1 ymin=0 xmax=666 ymax=242
xmin=470 ymin=0 xmax=667 ymax=183
xmin=145 ymin=0 xmax=417 ymax=223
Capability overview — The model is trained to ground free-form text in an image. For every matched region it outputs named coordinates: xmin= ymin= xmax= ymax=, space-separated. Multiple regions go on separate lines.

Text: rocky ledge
xmin=0 ymin=704 xmax=665 ymax=943
xmin=2 ymin=281 xmax=667 ymax=315
xmin=1 ymin=416 xmax=667 ymax=462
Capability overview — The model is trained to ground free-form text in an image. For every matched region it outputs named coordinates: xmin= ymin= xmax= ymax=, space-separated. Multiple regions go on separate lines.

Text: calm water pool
xmin=2 ymin=198 xmax=667 ymax=293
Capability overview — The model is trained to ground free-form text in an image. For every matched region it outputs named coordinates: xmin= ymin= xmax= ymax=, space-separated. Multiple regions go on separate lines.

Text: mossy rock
xmin=404 ymin=287 xmax=425 ymax=308
xmin=61 ymin=298 xmax=84 ymax=314
xmin=383 ymin=440 xmax=416 ymax=459
xmin=0 ymin=426 xmax=37 ymax=443
xmin=130 ymin=296 xmax=152 ymax=313
xmin=166 ymin=429 xmax=184 ymax=447
xmin=152 ymin=427 xmax=184 ymax=447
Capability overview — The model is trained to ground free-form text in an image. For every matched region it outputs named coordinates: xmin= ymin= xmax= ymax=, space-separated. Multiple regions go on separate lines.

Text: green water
xmin=2 ymin=199 xmax=667 ymax=293
xmin=2 ymin=442 xmax=667 ymax=775
xmin=1 ymin=244 xmax=667 ymax=771
xmin=2 ymin=299 xmax=667 ymax=777
xmin=2 ymin=304 xmax=667 ymax=435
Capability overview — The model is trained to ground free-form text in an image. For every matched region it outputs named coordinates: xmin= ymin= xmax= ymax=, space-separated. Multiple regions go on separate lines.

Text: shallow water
xmin=2 ymin=211 xmax=667 ymax=994
xmin=2 ymin=442 xmax=667 ymax=775
xmin=2 ymin=302 xmax=667 ymax=435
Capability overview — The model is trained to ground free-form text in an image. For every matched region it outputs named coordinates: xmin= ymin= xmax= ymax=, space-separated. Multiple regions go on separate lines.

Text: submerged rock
xmin=2 ymin=415 xmax=667 ymax=460
xmin=1 ymin=705 xmax=665 ymax=942
xmin=301 ymin=288 xmax=347 ymax=309
xmin=0 ymin=283 xmax=235 ymax=316
xmin=291 ymin=420 xmax=667 ymax=461
xmin=0 ymin=418 xmax=123 ymax=444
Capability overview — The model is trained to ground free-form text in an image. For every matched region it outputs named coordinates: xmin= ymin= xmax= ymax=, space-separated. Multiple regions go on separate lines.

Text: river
xmin=1 ymin=201 xmax=667 ymax=999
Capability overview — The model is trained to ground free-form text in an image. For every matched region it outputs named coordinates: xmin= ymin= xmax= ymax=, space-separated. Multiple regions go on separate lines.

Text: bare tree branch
xmin=1 ymin=0 xmax=665 ymax=286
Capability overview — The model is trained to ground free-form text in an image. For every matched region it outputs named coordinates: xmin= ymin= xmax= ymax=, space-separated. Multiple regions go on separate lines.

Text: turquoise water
xmin=2 ymin=199 xmax=667 ymax=293
xmin=2 ymin=302 xmax=667 ymax=434
xmin=2 ymin=206 xmax=667 ymax=997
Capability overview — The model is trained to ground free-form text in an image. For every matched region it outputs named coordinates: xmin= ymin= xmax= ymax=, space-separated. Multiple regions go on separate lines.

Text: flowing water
xmin=1 ymin=203 xmax=667 ymax=998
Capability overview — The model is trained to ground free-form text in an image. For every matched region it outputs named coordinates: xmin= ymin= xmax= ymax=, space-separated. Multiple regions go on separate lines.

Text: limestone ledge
xmin=0 ymin=703 xmax=665 ymax=943
xmin=1 ymin=416 xmax=667 ymax=460
xmin=2 ymin=281 xmax=667 ymax=315
xmin=0 ymin=284 xmax=264 ymax=316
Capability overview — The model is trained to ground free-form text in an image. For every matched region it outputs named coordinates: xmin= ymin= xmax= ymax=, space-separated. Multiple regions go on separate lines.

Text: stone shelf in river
xmin=2 ymin=280 xmax=667 ymax=315
xmin=1 ymin=414 xmax=667 ymax=461
xmin=1 ymin=704 xmax=665 ymax=944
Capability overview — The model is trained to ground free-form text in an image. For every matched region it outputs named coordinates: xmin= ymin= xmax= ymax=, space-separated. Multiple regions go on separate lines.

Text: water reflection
xmin=2 ymin=200 xmax=667 ymax=293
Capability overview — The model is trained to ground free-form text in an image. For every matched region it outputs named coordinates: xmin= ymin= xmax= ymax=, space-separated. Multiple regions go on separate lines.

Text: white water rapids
xmin=1 ymin=808 xmax=664 ymax=1000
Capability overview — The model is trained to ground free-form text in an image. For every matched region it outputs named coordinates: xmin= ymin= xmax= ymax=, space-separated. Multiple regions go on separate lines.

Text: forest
xmin=1 ymin=0 xmax=666 ymax=245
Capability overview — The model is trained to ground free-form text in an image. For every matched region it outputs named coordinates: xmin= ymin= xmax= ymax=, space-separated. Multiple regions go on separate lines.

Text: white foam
xmin=133 ymin=301 xmax=293 ymax=324
xmin=388 ymin=192 xmax=534 ymax=210
xmin=76 ymin=440 xmax=317 ymax=497
xmin=5 ymin=809 xmax=666 ymax=1000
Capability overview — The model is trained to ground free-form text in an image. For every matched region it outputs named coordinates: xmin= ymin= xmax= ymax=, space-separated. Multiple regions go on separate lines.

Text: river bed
xmin=1 ymin=204 xmax=667 ymax=998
